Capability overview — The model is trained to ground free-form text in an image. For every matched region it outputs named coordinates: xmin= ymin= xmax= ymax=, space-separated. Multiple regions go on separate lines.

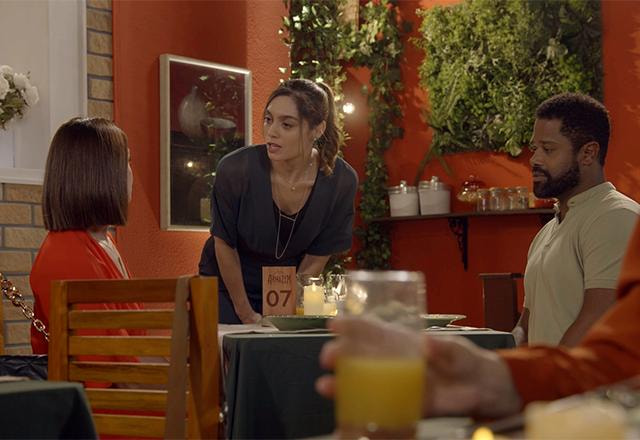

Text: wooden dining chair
xmin=478 ymin=272 xmax=522 ymax=332
xmin=47 ymin=276 xmax=219 ymax=439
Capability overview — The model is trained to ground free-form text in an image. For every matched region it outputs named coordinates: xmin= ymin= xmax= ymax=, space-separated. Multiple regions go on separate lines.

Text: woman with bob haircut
xmin=30 ymin=117 xmax=140 ymax=354
xmin=198 ymin=78 xmax=358 ymax=324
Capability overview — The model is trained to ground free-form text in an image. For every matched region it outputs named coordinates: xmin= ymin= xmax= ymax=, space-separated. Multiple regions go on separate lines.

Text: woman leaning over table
xmin=30 ymin=117 xmax=141 ymax=354
xmin=199 ymin=79 xmax=358 ymax=324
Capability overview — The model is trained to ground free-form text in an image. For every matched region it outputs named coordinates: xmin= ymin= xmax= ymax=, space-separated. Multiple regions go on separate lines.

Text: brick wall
xmin=0 ymin=0 xmax=114 ymax=353
xmin=0 ymin=184 xmax=45 ymax=354
xmin=87 ymin=0 xmax=114 ymax=121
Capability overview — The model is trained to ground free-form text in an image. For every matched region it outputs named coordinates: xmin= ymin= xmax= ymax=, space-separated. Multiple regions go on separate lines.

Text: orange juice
xmin=336 ymin=355 xmax=425 ymax=439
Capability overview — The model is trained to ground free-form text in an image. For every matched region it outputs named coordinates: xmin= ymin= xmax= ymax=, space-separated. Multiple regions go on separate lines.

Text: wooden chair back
xmin=479 ymin=272 xmax=522 ymax=332
xmin=47 ymin=276 xmax=219 ymax=439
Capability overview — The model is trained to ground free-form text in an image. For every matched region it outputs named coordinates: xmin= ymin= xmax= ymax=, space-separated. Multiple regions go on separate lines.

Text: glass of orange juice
xmin=335 ymin=270 xmax=426 ymax=439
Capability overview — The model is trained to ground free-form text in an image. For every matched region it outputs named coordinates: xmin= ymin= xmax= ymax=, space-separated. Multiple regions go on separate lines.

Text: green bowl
xmin=421 ymin=314 xmax=466 ymax=328
xmin=266 ymin=315 xmax=330 ymax=331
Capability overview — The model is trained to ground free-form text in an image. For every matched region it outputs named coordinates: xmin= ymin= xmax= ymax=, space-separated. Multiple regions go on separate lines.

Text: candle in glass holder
xmin=304 ymin=284 xmax=324 ymax=315
xmin=323 ymin=302 xmax=338 ymax=316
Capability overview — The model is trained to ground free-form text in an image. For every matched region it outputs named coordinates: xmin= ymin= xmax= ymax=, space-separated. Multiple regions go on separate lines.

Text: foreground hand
xmin=316 ymin=317 xmax=522 ymax=419
xmin=316 ymin=317 xmax=421 ymax=403
xmin=423 ymin=335 xmax=521 ymax=418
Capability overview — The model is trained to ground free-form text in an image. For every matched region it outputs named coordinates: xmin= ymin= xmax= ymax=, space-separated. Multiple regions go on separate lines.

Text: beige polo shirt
xmin=524 ymin=182 xmax=640 ymax=345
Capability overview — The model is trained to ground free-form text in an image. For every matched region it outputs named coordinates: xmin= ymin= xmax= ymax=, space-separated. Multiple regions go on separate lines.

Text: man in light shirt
xmin=512 ymin=93 xmax=639 ymax=347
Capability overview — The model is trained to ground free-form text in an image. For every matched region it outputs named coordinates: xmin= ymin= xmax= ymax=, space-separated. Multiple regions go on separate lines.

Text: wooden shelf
xmin=371 ymin=208 xmax=555 ymax=223
xmin=371 ymin=208 xmax=556 ymax=271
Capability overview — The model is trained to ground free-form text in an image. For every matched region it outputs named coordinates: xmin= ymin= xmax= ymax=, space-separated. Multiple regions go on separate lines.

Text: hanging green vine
xmin=281 ymin=0 xmax=355 ymax=275
xmin=414 ymin=0 xmax=602 ymax=169
xmin=353 ymin=0 xmax=408 ymax=270
xmin=281 ymin=0 xmax=353 ymax=140
xmin=281 ymin=0 xmax=407 ymax=270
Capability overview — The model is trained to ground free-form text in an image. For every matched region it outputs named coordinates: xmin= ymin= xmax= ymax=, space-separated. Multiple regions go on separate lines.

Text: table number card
xmin=262 ymin=266 xmax=296 ymax=316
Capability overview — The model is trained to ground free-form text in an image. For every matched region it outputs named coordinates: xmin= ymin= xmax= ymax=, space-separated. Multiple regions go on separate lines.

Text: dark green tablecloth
xmin=0 ymin=380 xmax=97 ymax=439
xmin=222 ymin=329 xmax=515 ymax=439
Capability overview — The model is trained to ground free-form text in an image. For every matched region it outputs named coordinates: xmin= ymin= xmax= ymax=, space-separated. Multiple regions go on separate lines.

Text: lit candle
xmin=304 ymin=284 xmax=324 ymax=315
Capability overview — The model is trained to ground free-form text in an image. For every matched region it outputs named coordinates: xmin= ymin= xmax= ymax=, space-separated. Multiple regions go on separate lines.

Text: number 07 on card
xmin=262 ymin=266 xmax=297 ymax=316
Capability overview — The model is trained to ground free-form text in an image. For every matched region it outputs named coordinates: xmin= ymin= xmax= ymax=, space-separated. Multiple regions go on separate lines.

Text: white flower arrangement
xmin=0 ymin=65 xmax=39 ymax=130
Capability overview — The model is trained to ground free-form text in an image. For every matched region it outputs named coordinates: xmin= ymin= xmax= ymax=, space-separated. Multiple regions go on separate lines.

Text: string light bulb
xmin=342 ymin=102 xmax=355 ymax=115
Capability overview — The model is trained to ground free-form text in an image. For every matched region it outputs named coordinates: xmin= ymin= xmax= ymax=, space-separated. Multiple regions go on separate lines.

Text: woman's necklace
xmin=273 ymin=157 xmax=315 ymax=259
xmin=287 ymin=160 xmax=314 ymax=191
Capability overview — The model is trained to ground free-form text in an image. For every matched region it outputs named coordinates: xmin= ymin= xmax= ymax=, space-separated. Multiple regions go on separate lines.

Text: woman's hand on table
xmin=238 ymin=310 xmax=262 ymax=324
xmin=315 ymin=317 xmax=522 ymax=419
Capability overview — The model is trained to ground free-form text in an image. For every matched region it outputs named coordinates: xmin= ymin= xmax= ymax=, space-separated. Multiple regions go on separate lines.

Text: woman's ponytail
xmin=315 ymin=81 xmax=341 ymax=175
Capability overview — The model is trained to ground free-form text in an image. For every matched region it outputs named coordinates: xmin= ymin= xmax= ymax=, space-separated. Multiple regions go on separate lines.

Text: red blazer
xmin=501 ymin=219 xmax=640 ymax=405
xmin=30 ymin=230 xmax=141 ymax=354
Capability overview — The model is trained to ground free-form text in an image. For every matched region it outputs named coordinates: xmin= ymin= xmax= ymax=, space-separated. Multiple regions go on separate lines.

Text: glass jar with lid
xmin=515 ymin=186 xmax=530 ymax=210
xmin=418 ymin=176 xmax=451 ymax=215
xmin=457 ymin=175 xmax=486 ymax=207
xmin=388 ymin=180 xmax=419 ymax=217
xmin=506 ymin=187 xmax=519 ymax=210
xmin=476 ymin=188 xmax=490 ymax=212
xmin=489 ymin=187 xmax=508 ymax=211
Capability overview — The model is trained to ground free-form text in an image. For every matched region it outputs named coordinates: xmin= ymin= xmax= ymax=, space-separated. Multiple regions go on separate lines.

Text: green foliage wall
xmin=415 ymin=0 xmax=602 ymax=160
xmin=282 ymin=0 xmax=353 ymax=140
xmin=352 ymin=1 xmax=407 ymax=270
xmin=278 ymin=0 xmax=601 ymax=269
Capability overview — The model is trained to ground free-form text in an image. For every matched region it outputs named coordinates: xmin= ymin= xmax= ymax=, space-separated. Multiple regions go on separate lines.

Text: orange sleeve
xmin=500 ymin=219 xmax=640 ymax=405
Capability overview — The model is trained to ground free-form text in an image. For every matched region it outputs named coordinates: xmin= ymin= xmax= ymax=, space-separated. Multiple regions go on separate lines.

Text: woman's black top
xmin=198 ymin=144 xmax=357 ymax=323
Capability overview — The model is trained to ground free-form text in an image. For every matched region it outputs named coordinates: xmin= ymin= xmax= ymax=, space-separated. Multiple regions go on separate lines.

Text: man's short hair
xmin=535 ymin=93 xmax=610 ymax=165
xmin=43 ymin=117 xmax=129 ymax=231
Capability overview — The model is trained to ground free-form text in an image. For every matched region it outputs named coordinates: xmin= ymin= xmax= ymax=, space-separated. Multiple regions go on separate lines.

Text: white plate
xmin=421 ymin=314 xmax=466 ymax=328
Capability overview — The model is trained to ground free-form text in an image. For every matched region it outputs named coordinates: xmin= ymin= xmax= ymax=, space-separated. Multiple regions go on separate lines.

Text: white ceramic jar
xmin=388 ymin=180 xmax=419 ymax=217
xmin=418 ymin=176 xmax=451 ymax=215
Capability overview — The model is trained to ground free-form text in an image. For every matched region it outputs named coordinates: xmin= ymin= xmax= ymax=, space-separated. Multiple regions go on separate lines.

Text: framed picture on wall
xmin=160 ymin=54 xmax=251 ymax=231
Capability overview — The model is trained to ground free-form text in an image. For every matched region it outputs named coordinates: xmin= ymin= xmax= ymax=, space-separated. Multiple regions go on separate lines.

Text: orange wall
xmin=114 ymin=1 xmax=640 ymax=326
xmin=112 ymin=0 xmax=286 ymax=278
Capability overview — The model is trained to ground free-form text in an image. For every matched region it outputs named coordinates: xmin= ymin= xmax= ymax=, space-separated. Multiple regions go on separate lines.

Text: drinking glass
xmin=325 ymin=273 xmax=348 ymax=315
xmin=335 ymin=270 xmax=426 ymax=439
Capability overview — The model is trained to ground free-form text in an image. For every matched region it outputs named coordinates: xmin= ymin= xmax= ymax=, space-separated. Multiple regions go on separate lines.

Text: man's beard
xmin=533 ymin=161 xmax=580 ymax=199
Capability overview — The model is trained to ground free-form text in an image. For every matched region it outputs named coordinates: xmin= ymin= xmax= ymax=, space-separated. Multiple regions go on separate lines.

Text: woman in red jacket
xmin=30 ymin=117 xmax=140 ymax=354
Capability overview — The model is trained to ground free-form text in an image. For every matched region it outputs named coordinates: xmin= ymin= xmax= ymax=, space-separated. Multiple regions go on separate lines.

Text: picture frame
xmin=160 ymin=54 xmax=251 ymax=231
